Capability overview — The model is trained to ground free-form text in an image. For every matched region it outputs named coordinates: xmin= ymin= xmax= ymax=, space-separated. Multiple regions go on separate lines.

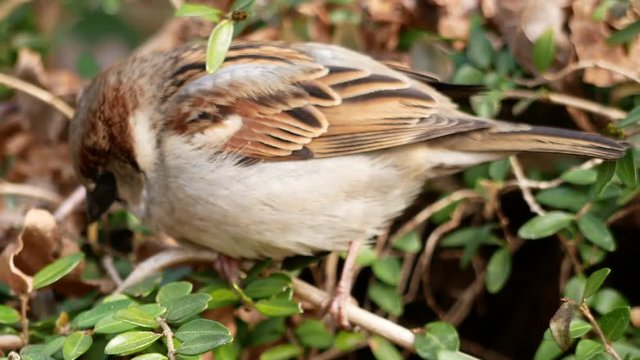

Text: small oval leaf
xmin=33 ymin=253 xmax=84 ymax=290
xmin=518 ymin=212 xmax=574 ymax=240
xmin=533 ymin=28 xmax=556 ymax=72
xmin=206 ymin=20 xmax=234 ymax=74
xmin=62 ymin=332 xmax=92 ymax=360
xmin=104 ymin=331 xmax=162 ymax=356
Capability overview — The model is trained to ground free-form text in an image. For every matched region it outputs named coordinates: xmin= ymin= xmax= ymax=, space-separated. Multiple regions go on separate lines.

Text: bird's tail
xmin=435 ymin=125 xmax=629 ymax=160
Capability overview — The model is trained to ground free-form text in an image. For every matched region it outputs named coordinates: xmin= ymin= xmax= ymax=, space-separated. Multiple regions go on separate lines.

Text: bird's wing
xmin=166 ymin=42 xmax=490 ymax=160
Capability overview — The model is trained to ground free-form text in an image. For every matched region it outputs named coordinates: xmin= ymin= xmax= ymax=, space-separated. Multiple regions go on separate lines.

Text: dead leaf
xmin=485 ymin=0 xmax=574 ymax=74
xmin=434 ymin=0 xmax=479 ymax=41
xmin=570 ymin=0 xmax=640 ymax=86
xmin=0 ymin=209 xmax=93 ymax=296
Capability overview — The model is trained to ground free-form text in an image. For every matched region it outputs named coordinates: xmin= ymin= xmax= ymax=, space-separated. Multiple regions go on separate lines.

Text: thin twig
xmin=393 ymin=189 xmax=480 ymax=242
xmin=19 ymin=294 xmax=29 ymax=345
xmin=114 ymin=247 xmax=419 ymax=351
xmin=0 ymin=73 xmax=74 ymax=119
xmin=578 ymin=302 xmax=622 ymax=360
xmin=53 ymin=186 xmax=86 ymax=222
xmin=502 ymin=89 xmax=627 ymax=120
xmin=517 ymin=60 xmax=640 ymax=87
xmin=157 ymin=317 xmax=177 ymax=360
xmin=419 ymin=204 xmax=468 ymax=317
xmin=0 ymin=182 xmax=62 ymax=204
xmin=509 ymin=156 xmax=545 ymax=216
xmin=101 ymin=255 xmax=123 ymax=287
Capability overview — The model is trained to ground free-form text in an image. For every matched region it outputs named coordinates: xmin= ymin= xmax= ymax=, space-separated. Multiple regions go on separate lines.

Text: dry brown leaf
xmin=0 ymin=209 xmax=93 ymax=296
xmin=434 ymin=0 xmax=479 ymax=41
xmin=570 ymin=0 xmax=640 ymax=86
xmin=485 ymin=0 xmax=573 ymax=74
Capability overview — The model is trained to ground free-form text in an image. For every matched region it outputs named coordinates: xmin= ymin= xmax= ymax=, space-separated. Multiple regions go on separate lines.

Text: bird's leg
xmin=213 ymin=254 xmax=240 ymax=284
xmin=327 ymin=238 xmax=362 ymax=328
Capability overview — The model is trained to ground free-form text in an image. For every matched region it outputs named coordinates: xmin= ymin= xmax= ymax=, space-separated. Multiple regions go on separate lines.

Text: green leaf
xmin=294 ymin=319 xmax=334 ymax=349
xmin=156 ymin=281 xmax=192 ymax=307
xmin=607 ymin=20 xmax=640 ymax=45
xmin=94 ymin=313 xmax=138 ymax=334
xmin=0 ymin=305 xmax=20 ymax=324
xmin=259 ymin=344 xmax=302 ymax=360
xmin=437 ymin=350 xmax=481 ymax=360
xmin=414 ymin=322 xmax=460 ymax=359
xmin=533 ymin=337 xmax=563 ymax=360
xmin=598 ymin=307 xmax=630 ymax=341
xmin=570 ymin=318 xmax=592 ymax=338
xmin=33 ymin=253 xmax=84 ymax=289
xmin=577 ymin=213 xmax=615 ymax=252
xmin=246 ymin=318 xmax=286 ymax=346
xmin=533 ymin=28 xmax=556 ymax=72
xmin=452 ymin=65 xmax=484 ymax=85
xmin=335 ymin=330 xmax=366 ymax=351
xmin=42 ymin=337 xmax=66 ymax=356
xmin=206 ymin=19 xmax=234 ymax=74
xmin=593 ymin=161 xmax=617 ymax=197
xmin=174 ymin=3 xmax=222 ymax=22
xmin=485 ymin=248 xmax=511 ymax=294
xmin=372 ymin=257 xmax=402 ymax=286
xmin=589 ymin=288 xmax=629 ymax=314
xmin=575 ymin=339 xmax=604 ymax=360
xmin=561 ymin=168 xmax=598 ymax=185
xmin=583 ymin=268 xmax=611 ymax=299
xmin=254 ymin=299 xmax=302 ymax=317
xmin=72 ymin=298 xmax=135 ymax=328
xmin=123 ymin=273 xmax=162 ymax=297
xmin=517 ymin=211 xmax=574 ymax=240
xmin=618 ymin=105 xmax=640 ymax=127
xmin=165 ymin=293 xmax=211 ymax=324
xmin=63 ymin=332 xmax=92 ymax=360
xmin=369 ymin=336 xmax=403 ymax=360
xmin=131 ymin=354 xmax=168 ymax=360
xmin=213 ymin=343 xmax=240 ymax=360
xmin=616 ymin=149 xmax=637 ymax=188
xmin=207 ymin=288 xmax=240 ymax=309
xmin=231 ymin=0 xmax=255 ymax=11
xmin=355 ymin=246 xmax=377 ymax=266
xmin=368 ymin=282 xmax=403 ymax=316
xmin=115 ymin=304 xmax=166 ymax=328
xmin=536 ymin=187 xmax=588 ymax=212
xmin=175 ymin=319 xmax=233 ymax=355
xmin=489 ymin=158 xmax=510 ymax=181
xmin=393 ymin=231 xmax=421 ymax=253
xmin=564 ymin=276 xmax=586 ymax=303
xmin=467 ymin=18 xmax=494 ymax=69
xmin=244 ymin=273 xmax=291 ymax=299
xmin=104 ymin=331 xmax=162 ymax=356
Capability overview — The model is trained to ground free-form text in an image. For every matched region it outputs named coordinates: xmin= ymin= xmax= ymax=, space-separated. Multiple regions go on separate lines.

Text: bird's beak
xmin=86 ymin=172 xmax=118 ymax=223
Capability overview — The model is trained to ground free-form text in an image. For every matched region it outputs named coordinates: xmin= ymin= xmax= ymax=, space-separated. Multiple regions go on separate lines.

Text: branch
xmin=157 ymin=317 xmax=177 ymax=360
xmin=0 ymin=182 xmax=62 ymax=204
xmin=509 ymin=156 xmax=545 ymax=216
xmin=578 ymin=302 xmax=622 ymax=360
xmin=53 ymin=186 xmax=86 ymax=222
xmin=502 ymin=89 xmax=627 ymax=121
xmin=115 ymin=248 xmax=418 ymax=351
xmin=517 ymin=60 xmax=640 ymax=87
xmin=0 ymin=72 xmax=74 ymax=120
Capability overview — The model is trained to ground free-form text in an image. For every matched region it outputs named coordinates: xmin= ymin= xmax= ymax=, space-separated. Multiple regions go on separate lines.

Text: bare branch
xmin=0 ymin=73 xmax=74 ymax=120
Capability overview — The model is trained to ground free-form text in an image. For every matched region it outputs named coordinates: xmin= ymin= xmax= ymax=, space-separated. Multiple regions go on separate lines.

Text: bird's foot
xmin=325 ymin=286 xmax=353 ymax=329
xmin=213 ymin=254 xmax=240 ymax=284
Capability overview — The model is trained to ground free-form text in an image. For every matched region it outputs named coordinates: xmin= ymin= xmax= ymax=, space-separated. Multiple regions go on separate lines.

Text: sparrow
xmin=69 ymin=41 xmax=627 ymax=324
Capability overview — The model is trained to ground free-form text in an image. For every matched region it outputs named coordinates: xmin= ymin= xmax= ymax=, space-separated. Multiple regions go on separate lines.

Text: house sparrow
xmin=69 ymin=41 xmax=627 ymax=324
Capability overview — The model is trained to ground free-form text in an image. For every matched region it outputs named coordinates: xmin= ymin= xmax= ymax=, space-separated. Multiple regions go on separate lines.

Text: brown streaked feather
xmin=165 ymin=42 xmax=625 ymax=162
xmin=164 ymin=41 xmax=492 ymax=160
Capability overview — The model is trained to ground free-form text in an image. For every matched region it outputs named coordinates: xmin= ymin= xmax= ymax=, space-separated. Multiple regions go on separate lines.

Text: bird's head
xmin=69 ymin=68 xmax=151 ymax=223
